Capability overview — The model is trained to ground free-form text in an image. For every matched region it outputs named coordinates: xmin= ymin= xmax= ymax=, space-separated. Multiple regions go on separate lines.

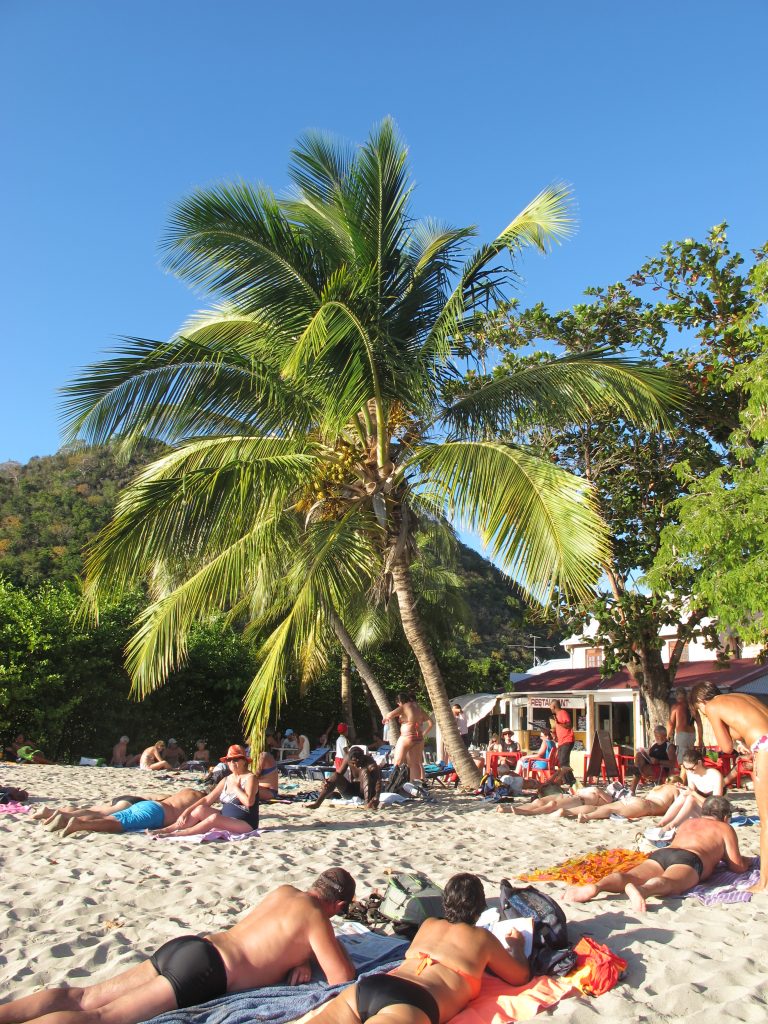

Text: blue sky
xmin=2 ymin=0 xmax=767 ymax=462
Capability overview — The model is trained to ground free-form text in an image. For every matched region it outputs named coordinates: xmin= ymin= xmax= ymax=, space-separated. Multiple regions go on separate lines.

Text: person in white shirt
xmin=335 ymin=724 xmax=350 ymax=770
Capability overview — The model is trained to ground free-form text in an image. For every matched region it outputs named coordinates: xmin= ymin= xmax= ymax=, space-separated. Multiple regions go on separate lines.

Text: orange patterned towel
xmin=518 ymin=848 xmax=647 ymax=884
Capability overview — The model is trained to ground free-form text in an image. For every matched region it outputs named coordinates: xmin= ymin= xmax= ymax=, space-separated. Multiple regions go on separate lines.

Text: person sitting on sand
xmin=139 ymin=741 xmax=171 ymax=771
xmin=652 ymin=750 xmax=726 ymax=835
xmin=309 ymin=746 xmax=382 ymax=810
xmin=304 ymin=872 xmax=529 ymax=1024
xmin=565 ymin=796 xmax=751 ymax=911
xmin=253 ymin=747 xmax=279 ymax=801
xmin=49 ymin=789 xmax=204 ymax=837
xmin=497 ymin=783 xmax=615 ymax=816
xmin=575 ymin=781 xmax=679 ymax=823
xmin=0 ymin=868 xmax=356 ymax=1024
xmin=11 ymin=735 xmax=53 ymax=764
xmin=164 ymin=739 xmax=186 ymax=769
xmin=111 ymin=736 xmax=131 ymax=767
xmin=153 ymin=744 xmax=259 ymax=837
xmin=181 ymin=739 xmax=210 ymax=769
xmin=628 ymin=726 xmax=673 ymax=794
xmin=691 ymin=682 xmax=768 ymax=894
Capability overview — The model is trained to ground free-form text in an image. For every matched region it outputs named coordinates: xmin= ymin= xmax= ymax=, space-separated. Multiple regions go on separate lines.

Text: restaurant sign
xmin=527 ymin=695 xmax=586 ymax=714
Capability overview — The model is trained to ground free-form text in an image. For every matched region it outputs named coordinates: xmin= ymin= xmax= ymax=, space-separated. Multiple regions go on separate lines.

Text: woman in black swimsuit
xmin=308 ymin=873 xmax=529 ymax=1024
xmin=153 ymin=744 xmax=259 ymax=836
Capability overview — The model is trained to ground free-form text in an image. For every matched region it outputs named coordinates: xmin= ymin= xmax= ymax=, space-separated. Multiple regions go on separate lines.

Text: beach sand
xmin=1 ymin=765 xmax=766 ymax=1021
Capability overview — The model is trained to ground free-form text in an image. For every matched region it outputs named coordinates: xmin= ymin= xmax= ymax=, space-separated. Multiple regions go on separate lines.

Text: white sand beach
xmin=1 ymin=765 xmax=766 ymax=1021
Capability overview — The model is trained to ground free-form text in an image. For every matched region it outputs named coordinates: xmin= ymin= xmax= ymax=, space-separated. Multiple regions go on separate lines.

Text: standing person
xmin=0 ymin=869 xmax=356 ymax=1024
xmin=383 ymin=692 xmax=432 ymax=783
xmin=690 ymin=683 xmax=768 ymax=894
xmin=549 ymin=700 xmax=574 ymax=772
xmin=334 ymin=724 xmax=350 ymax=771
xmin=452 ymin=703 xmax=470 ymax=748
xmin=153 ymin=744 xmax=259 ymax=837
xmin=667 ymin=688 xmax=703 ymax=761
xmin=565 ymin=796 xmax=751 ymax=911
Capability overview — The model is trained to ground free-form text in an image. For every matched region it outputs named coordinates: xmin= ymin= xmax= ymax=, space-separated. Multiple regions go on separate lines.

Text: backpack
xmin=499 ymin=879 xmax=577 ymax=977
xmin=378 ymin=872 xmax=444 ymax=937
xmin=384 ymin=763 xmax=410 ymax=793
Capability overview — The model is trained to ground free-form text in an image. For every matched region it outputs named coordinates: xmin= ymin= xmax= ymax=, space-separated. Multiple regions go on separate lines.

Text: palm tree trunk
xmin=389 ymin=553 xmax=482 ymax=790
xmin=340 ymin=650 xmax=356 ymax=739
xmin=329 ymin=607 xmax=399 ymax=742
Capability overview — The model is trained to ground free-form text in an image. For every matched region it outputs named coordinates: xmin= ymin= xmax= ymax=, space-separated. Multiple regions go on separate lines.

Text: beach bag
xmin=379 ymin=872 xmax=444 ymax=936
xmin=384 ymin=763 xmax=410 ymax=793
xmin=499 ymin=879 xmax=577 ymax=977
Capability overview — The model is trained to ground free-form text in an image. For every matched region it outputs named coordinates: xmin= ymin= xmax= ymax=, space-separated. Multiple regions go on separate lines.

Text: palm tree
xmin=62 ymin=120 xmax=680 ymax=787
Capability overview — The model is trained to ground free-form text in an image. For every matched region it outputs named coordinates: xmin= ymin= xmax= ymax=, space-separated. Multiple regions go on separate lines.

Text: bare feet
xmin=550 ymin=808 xmax=565 ymax=819
xmin=33 ymin=805 xmax=54 ymax=821
xmin=577 ymin=812 xmax=592 ymax=823
xmin=61 ymin=819 xmax=83 ymax=837
xmin=564 ymin=883 xmax=599 ymax=903
xmin=625 ymin=883 xmax=647 ymax=912
xmin=45 ymin=813 xmax=68 ymax=832
xmin=496 ymin=805 xmax=513 ymax=813
xmin=747 ymin=880 xmax=768 ymax=894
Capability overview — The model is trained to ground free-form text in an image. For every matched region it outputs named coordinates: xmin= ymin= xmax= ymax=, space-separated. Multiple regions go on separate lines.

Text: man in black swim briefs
xmin=0 ymin=869 xmax=356 ymax=1024
xmin=564 ymin=796 xmax=752 ymax=911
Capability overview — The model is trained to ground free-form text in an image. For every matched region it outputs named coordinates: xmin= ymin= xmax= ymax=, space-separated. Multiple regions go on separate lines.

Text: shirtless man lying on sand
xmin=37 ymin=789 xmax=203 ymax=837
xmin=565 ymin=796 xmax=751 ymax=911
xmin=0 ymin=868 xmax=356 ymax=1024
xmin=574 ymin=782 xmax=679 ymax=823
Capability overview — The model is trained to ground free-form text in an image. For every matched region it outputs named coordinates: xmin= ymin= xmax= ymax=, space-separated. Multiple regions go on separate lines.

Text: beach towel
xmin=152 ymin=828 xmax=264 ymax=843
xmin=149 ymin=932 xmax=408 ymax=1024
xmin=449 ymin=936 xmax=626 ymax=1024
xmin=0 ymin=802 xmax=31 ymax=814
xmin=683 ymin=857 xmax=761 ymax=905
xmin=518 ymin=849 xmax=647 ymax=885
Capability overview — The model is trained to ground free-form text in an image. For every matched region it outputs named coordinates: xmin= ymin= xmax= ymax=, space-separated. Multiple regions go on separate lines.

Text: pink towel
xmin=0 ymin=802 xmax=31 ymax=814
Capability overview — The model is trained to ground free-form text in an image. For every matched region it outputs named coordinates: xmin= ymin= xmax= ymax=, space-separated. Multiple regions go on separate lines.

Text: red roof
xmin=512 ymin=658 xmax=768 ymax=695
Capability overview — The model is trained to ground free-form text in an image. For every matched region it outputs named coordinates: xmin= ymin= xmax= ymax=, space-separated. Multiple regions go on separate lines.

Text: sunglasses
xmin=225 ymin=755 xmax=247 ymax=763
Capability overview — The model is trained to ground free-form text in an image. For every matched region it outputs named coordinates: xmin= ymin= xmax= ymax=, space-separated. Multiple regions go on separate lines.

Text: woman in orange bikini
xmin=383 ymin=692 xmax=433 ymax=782
xmin=304 ymin=873 xmax=529 ymax=1024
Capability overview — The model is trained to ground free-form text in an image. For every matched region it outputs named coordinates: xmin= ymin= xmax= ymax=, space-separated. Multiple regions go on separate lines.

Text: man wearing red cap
xmin=0 ymin=869 xmax=357 ymax=1024
xmin=335 ymin=723 xmax=350 ymax=771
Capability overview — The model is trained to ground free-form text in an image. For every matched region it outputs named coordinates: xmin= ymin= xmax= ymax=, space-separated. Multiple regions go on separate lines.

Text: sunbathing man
xmin=32 ymin=789 xmax=203 ymax=831
xmin=498 ymin=784 xmax=615 ymax=816
xmin=52 ymin=788 xmax=203 ymax=837
xmin=575 ymin=782 xmax=679 ymax=823
xmin=309 ymin=746 xmax=382 ymax=810
xmin=691 ymin=682 xmax=768 ymax=893
xmin=0 ymin=869 xmax=356 ymax=1024
xmin=565 ymin=796 xmax=751 ymax=911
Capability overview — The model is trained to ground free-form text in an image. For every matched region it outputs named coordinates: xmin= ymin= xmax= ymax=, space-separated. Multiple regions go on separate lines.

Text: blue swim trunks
xmin=111 ymin=799 xmax=165 ymax=832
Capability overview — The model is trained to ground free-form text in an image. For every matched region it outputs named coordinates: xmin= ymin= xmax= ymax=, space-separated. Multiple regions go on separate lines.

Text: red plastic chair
xmin=521 ymin=745 xmax=559 ymax=783
xmin=736 ymin=756 xmax=754 ymax=787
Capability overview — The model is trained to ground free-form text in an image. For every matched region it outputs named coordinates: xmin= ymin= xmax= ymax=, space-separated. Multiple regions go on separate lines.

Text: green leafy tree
xmin=62 ymin=121 xmax=676 ymax=785
xmin=480 ymin=227 xmax=767 ymax=726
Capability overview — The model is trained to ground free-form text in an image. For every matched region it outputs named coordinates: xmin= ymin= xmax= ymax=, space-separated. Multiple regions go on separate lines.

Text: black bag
xmin=384 ymin=763 xmax=410 ymax=793
xmin=499 ymin=879 xmax=577 ymax=977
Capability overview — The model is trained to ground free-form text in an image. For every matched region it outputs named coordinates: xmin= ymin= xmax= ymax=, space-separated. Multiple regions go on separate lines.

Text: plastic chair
xmin=520 ymin=745 xmax=558 ymax=783
xmin=736 ymin=756 xmax=754 ymax=787
xmin=281 ymin=747 xmax=331 ymax=778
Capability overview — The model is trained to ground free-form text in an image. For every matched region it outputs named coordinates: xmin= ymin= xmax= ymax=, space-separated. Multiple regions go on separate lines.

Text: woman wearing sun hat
xmin=153 ymin=744 xmax=259 ymax=836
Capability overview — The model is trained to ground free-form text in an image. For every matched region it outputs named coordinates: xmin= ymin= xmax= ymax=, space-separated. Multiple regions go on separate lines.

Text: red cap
xmin=220 ymin=744 xmax=248 ymax=762
xmin=337 ymin=723 xmax=348 ymax=734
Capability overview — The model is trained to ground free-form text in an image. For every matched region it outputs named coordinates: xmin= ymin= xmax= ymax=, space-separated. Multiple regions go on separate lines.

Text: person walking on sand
xmin=0 ymin=869 xmax=356 ymax=1024
xmin=667 ymin=688 xmax=702 ymax=761
xmin=565 ymin=796 xmax=751 ymax=911
xmin=383 ymin=691 xmax=433 ymax=782
xmin=690 ymin=682 xmax=768 ymax=894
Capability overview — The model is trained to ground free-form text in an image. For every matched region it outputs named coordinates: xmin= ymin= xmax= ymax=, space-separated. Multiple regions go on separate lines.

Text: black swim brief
xmin=648 ymin=847 xmax=704 ymax=879
xmin=357 ymin=974 xmax=440 ymax=1024
xmin=150 ymin=935 xmax=228 ymax=1008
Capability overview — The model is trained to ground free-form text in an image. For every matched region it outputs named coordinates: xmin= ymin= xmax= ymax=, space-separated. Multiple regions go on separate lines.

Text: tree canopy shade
xmin=62 ymin=120 xmax=679 ymax=784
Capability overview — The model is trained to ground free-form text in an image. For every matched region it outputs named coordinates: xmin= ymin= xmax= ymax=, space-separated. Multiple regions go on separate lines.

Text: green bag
xmin=378 ymin=872 xmax=444 ymax=926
